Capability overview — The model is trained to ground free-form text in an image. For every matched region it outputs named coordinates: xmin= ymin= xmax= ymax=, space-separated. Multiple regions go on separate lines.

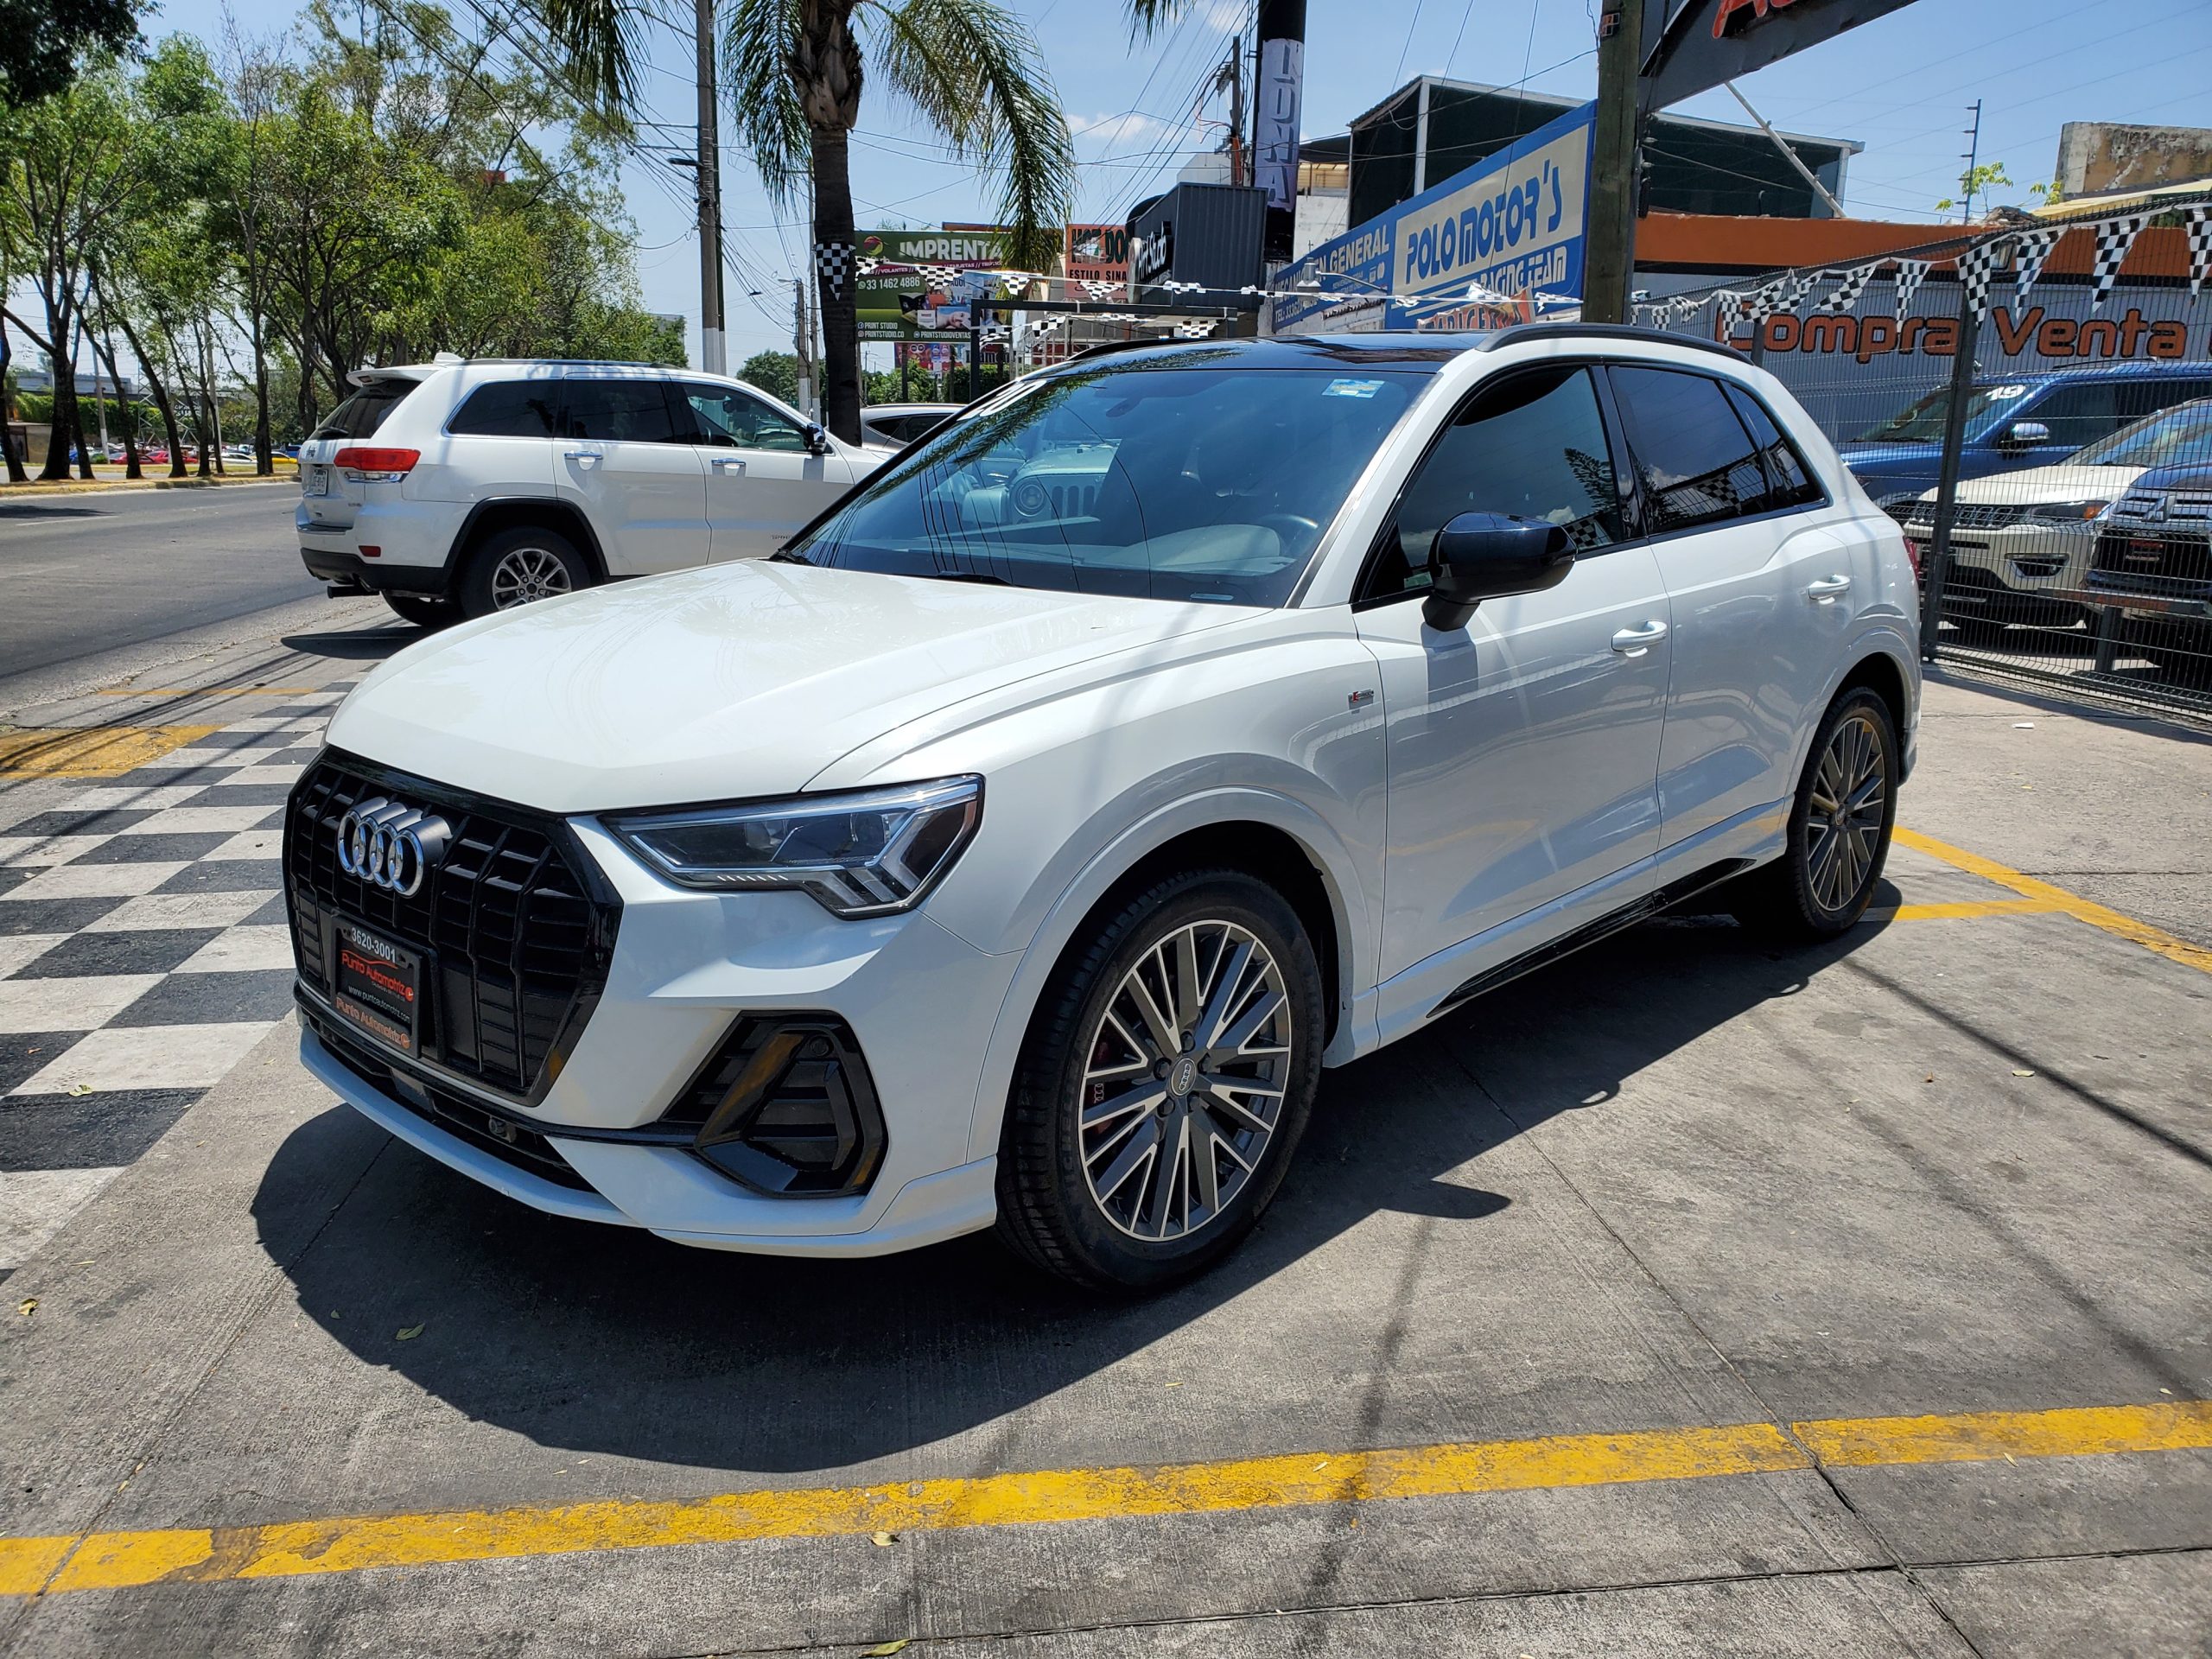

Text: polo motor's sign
xmin=1395 ymin=114 xmax=1589 ymax=302
xmin=1274 ymin=100 xmax=1593 ymax=333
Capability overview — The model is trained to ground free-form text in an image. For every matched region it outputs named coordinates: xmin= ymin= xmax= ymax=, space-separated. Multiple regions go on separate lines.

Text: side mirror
xmin=804 ymin=422 xmax=832 ymax=456
xmin=1422 ymin=511 xmax=1576 ymax=632
xmin=1998 ymin=420 xmax=2051 ymax=452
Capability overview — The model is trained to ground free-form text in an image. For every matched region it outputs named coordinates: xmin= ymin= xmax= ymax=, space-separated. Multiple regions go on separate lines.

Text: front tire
xmin=1728 ymin=688 xmax=1899 ymax=942
xmin=459 ymin=526 xmax=592 ymax=619
xmin=995 ymin=869 xmax=1325 ymax=1293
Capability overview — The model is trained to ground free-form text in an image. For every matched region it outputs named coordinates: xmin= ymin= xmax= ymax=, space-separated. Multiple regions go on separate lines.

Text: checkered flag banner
xmin=996 ymin=271 xmax=1033 ymax=298
xmin=1173 ymin=320 xmax=1217 ymax=339
xmin=913 ymin=264 xmax=959 ymax=288
xmin=2177 ymin=207 xmax=2212 ymax=298
xmin=2010 ymin=227 xmax=2062 ymax=298
xmin=2089 ymin=214 xmax=2149 ymax=310
xmin=812 ymin=240 xmax=855 ymax=301
xmin=1079 ymin=279 xmax=1118 ymax=301
xmin=1822 ymin=262 xmax=1880 ymax=314
xmin=855 ymin=256 xmax=879 ymax=278
xmin=978 ymin=321 xmax=1010 ymax=342
xmin=1740 ymin=281 xmax=1783 ymax=327
xmin=1891 ymin=258 xmax=1931 ymax=316
xmin=1956 ymin=237 xmax=2010 ymax=321
xmin=1780 ymin=270 xmax=1821 ymax=311
xmin=1029 ymin=315 xmax=1065 ymax=334
xmin=1160 ymin=279 xmax=1206 ymax=294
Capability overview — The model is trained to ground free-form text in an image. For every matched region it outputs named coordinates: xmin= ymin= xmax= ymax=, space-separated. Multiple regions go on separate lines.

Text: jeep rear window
xmin=312 ymin=378 xmax=420 ymax=441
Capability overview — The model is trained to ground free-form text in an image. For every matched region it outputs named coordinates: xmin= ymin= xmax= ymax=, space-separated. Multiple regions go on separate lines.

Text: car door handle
xmin=1805 ymin=575 xmax=1853 ymax=602
xmin=1610 ymin=620 xmax=1669 ymax=655
xmin=563 ymin=448 xmax=601 ymax=469
xmin=709 ymin=455 xmax=746 ymax=474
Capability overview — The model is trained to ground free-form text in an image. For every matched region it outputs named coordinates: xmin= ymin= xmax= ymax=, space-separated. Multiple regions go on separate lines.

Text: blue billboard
xmin=1274 ymin=99 xmax=1595 ymax=332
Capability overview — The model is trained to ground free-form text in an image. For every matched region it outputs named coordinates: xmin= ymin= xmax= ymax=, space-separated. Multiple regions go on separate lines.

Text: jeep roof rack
xmin=1480 ymin=322 xmax=1745 ymax=361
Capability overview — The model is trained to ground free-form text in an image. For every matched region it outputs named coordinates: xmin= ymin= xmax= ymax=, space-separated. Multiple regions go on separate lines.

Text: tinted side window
xmin=448 ymin=380 xmax=559 ymax=438
xmin=1364 ymin=366 xmax=1625 ymax=600
xmin=682 ymin=383 xmax=810 ymax=451
xmin=560 ymin=379 xmax=686 ymax=443
xmin=1724 ymin=385 xmax=1823 ymax=513
xmin=2114 ymin=378 xmax=2212 ymax=424
xmin=2023 ymin=382 xmax=2120 ymax=449
xmin=311 ymin=378 xmax=419 ymax=441
xmin=1610 ymin=367 xmax=1768 ymax=534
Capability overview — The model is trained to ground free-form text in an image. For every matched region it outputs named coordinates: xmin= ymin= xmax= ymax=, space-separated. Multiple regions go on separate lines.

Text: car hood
xmin=327 ymin=562 xmax=1249 ymax=812
xmin=1919 ymin=463 xmax=2144 ymax=505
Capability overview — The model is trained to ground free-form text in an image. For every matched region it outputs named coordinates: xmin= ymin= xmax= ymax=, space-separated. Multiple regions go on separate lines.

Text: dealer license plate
xmin=333 ymin=920 xmax=423 ymax=1056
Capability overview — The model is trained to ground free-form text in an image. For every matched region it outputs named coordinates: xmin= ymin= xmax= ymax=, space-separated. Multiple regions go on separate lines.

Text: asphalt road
xmin=0 ymin=486 xmax=315 ymax=682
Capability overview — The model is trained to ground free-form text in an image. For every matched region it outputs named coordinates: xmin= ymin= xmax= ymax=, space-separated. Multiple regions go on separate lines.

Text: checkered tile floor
xmin=0 ymin=690 xmax=354 ymax=1281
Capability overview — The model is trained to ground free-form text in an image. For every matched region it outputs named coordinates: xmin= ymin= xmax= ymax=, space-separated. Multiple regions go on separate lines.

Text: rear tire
xmin=995 ymin=868 xmax=1325 ymax=1294
xmin=1727 ymin=688 xmax=1899 ymax=943
xmin=382 ymin=594 xmax=452 ymax=629
xmin=459 ymin=526 xmax=592 ymax=619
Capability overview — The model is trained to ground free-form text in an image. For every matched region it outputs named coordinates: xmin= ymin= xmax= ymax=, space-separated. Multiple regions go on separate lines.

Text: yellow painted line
xmin=1866 ymin=899 xmax=2068 ymax=922
xmin=9 ymin=1399 xmax=2209 ymax=1597
xmin=0 ymin=725 xmax=223 ymax=779
xmin=91 ymin=687 xmax=328 ymax=699
xmin=1896 ymin=828 xmax=2212 ymax=976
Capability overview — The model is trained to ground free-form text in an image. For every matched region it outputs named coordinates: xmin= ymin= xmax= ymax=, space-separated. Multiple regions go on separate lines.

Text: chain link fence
xmin=1638 ymin=195 xmax=2212 ymax=721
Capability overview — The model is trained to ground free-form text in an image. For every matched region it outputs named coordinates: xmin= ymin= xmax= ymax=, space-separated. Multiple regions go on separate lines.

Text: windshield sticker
xmin=1988 ymin=385 xmax=2029 ymax=399
xmin=1323 ymin=378 xmax=1387 ymax=399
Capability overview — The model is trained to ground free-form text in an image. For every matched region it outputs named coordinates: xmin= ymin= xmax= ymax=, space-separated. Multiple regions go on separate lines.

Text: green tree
xmin=740 ymin=349 xmax=800 ymax=404
xmin=716 ymin=0 xmax=1075 ymax=445
xmin=0 ymin=0 xmax=140 ymax=111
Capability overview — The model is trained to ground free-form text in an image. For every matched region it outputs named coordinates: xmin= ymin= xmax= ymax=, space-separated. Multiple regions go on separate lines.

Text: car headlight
xmin=2025 ymin=499 xmax=2111 ymax=522
xmin=607 ymin=777 xmax=982 ymax=917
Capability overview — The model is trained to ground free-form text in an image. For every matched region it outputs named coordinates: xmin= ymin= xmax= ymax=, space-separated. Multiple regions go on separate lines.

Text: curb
xmin=0 ymin=476 xmax=296 ymax=499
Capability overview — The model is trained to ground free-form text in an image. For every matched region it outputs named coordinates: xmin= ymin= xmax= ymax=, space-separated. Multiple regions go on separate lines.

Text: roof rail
xmin=1480 ymin=322 xmax=1745 ymax=362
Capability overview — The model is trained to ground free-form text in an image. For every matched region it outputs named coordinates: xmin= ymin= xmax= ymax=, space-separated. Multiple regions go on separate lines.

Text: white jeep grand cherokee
xmin=285 ymin=327 xmax=1919 ymax=1291
xmin=296 ymin=359 xmax=881 ymax=624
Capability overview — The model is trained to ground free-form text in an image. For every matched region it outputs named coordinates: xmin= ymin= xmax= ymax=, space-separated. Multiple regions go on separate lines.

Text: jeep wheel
xmin=995 ymin=868 xmax=1325 ymax=1293
xmin=1727 ymin=688 xmax=1899 ymax=943
xmin=461 ymin=527 xmax=592 ymax=618
xmin=383 ymin=594 xmax=453 ymax=629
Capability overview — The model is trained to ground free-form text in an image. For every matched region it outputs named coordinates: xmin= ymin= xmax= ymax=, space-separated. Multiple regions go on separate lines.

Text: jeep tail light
xmin=333 ymin=447 xmax=419 ymax=480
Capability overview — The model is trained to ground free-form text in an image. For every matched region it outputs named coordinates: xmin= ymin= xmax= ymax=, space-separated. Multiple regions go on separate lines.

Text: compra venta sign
xmin=1728 ymin=305 xmax=2194 ymax=364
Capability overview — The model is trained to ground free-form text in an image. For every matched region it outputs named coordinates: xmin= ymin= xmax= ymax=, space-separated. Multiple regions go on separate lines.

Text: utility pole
xmin=1584 ymin=0 xmax=1648 ymax=324
xmin=1958 ymin=99 xmax=1984 ymax=224
xmin=1226 ymin=35 xmax=1245 ymax=186
xmin=794 ymin=278 xmax=815 ymax=416
xmin=694 ymin=0 xmax=726 ymax=373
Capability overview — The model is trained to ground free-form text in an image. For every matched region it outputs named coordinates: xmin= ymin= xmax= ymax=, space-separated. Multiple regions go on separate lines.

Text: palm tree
xmin=721 ymin=0 xmax=1075 ymax=443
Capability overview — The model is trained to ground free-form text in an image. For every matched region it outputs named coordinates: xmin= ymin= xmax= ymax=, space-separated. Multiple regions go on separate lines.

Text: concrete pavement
xmin=0 ymin=612 xmax=2206 ymax=1655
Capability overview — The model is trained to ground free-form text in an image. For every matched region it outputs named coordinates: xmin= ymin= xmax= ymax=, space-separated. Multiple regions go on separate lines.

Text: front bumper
xmin=298 ymin=815 xmax=1020 ymax=1255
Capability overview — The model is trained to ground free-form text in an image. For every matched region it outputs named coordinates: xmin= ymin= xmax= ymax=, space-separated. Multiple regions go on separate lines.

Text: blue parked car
xmin=1839 ymin=359 xmax=2212 ymax=518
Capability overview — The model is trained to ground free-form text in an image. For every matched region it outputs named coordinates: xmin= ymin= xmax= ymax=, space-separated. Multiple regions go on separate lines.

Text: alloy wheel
xmin=1806 ymin=710 xmax=1887 ymax=913
xmin=489 ymin=546 xmax=574 ymax=609
xmin=1077 ymin=919 xmax=1293 ymax=1242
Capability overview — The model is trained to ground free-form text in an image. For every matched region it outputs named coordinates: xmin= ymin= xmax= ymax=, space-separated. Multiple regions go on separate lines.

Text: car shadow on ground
xmin=0 ymin=502 xmax=106 ymax=519
xmin=251 ymin=898 xmax=1891 ymax=1477
xmin=279 ymin=624 xmax=422 ymax=658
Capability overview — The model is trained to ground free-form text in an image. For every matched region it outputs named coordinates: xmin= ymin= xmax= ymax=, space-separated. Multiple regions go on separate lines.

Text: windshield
xmin=2072 ymin=399 xmax=2212 ymax=467
xmin=781 ymin=359 xmax=1424 ymax=606
xmin=1851 ymin=382 xmax=2034 ymax=446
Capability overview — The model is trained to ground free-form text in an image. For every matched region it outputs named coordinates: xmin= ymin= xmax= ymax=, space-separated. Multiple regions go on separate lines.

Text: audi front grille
xmin=285 ymin=753 xmax=621 ymax=1097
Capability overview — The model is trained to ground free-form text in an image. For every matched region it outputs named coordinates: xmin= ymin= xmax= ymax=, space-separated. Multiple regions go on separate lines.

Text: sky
xmin=78 ymin=0 xmax=2212 ymax=370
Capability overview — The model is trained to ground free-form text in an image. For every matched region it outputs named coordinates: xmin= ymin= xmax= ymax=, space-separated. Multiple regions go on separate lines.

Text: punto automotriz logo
xmin=336 ymin=798 xmax=450 ymax=896
xmin=1711 ymin=0 xmax=1803 ymax=35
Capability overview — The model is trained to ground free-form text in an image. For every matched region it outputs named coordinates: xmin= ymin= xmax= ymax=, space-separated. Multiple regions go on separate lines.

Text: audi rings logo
xmin=336 ymin=798 xmax=451 ymax=896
